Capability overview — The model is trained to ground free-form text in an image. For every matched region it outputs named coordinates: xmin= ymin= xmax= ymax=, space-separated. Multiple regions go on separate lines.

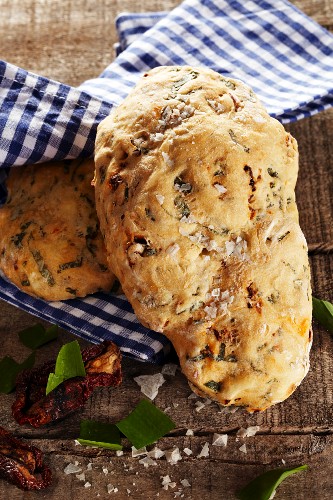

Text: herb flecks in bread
xmin=0 ymin=159 xmax=115 ymax=300
xmin=95 ymin=66 xmax=312 ymax=411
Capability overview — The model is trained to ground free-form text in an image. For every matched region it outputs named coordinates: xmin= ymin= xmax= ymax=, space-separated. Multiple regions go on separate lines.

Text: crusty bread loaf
xmin=0 ymin=158 xmax=115 ymax=300
xmin=94 ymin=66 xmax=312 ymax=411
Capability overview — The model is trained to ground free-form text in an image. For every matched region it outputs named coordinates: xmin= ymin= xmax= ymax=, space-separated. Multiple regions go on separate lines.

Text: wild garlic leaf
xmin=312 ymin=296 xmax=333 ymax=334
xmin=236 ymin=464 xmax=308 ymax=500
xmin=19 ymin=323 xmax=58 ymax=349
xmin=45 ymin=340 xmax=85 ymax=395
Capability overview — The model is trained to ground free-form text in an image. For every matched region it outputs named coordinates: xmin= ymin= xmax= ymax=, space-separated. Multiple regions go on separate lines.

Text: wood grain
xmin=0 ymin=0 xmax=333 ymax=498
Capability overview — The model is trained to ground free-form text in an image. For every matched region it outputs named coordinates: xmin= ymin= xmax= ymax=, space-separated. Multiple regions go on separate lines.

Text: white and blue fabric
xmin=0 ymin=0 xmax=333 ymax=362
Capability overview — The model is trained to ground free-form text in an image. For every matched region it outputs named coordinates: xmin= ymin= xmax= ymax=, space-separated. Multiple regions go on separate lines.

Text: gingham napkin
xmin=0 ymin=0 xmax=333 ymax=362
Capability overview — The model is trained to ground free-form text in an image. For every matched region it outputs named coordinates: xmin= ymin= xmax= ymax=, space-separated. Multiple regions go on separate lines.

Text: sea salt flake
xmin=139 ymin=456 xmax=157 ymax=468
xmin=166 ymin=243 xmax=180 ymax=257
xmin=237 ymin=426 xmax=260 ymax=438
xmin=195 ymin=400 xmax=206 ymax=412
xmin=156 ymin=194 xmax=165 ymax=205
xmin=107 ymin=484 xmax=118 ymax=494
xmin=161 ymin=363 xmax=178 ymax=376
xmin=131 ymin=446 xmax=147 ymax=458
xmin=103 ymin=467 xmax=109 ymax=475
xmin=165 ymin=447 xmax=182 ymax=465
xmin=225 ymin=241 xmax=236 ymax=256
xmin=76 ymin=472 xmax=86 ymax=481
xmin=84 ymin=482 xmax=92 ymax=488
xmin=180 ymin=479 xmax=191 ymax=488
xmin=186 ymin=429 xmax=194 ymax=436
xmin=148 ymin=447 xmax=165 ymax=459
xmin=134 ymin=373 xmax=165 ymax=400
xmin=87 ymin=463 xmax=93 ymax=470
xmin=162 ymin=151 xmax=174 ymax=167
xmin=179 ymin=227 xmax=188 ymax=237
xmin=198 ymin=442 xmax=210 ymax=458
xmin=214 ymin=183 xmax=227 ymax=194
xmin=116 ymin=450 xmax=124 ymax=457
xmin=239 ymin=443 xmax=247 ymax=453
xmin=212 ymin=433 xmax=228 ymax=447
xmin=183 ymin=448 xmax=193 ymax=456
xmin=203 ymin=255 xmax=211 ymax=261
xmin=64 ymin=463 xmax=82 ymax=474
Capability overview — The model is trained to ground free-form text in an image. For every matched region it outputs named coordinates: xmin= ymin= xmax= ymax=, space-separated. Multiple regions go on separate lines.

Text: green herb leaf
xmin=45 ymin=340 xmax=85 ymax=395
xmin=18 ymin=323 xmax=58 ymax=350
xmin=236 ymin=465 xmax=308 ymax=500
xmin=116 ymin=399 xmax=176 ymax=449
xmin=312 ymin=296 xmax=333 ymax=334
xmin=78 ymin=420 xmax=122 ymax=450
xmin=0 ymin=352 xmax=36 ymax=393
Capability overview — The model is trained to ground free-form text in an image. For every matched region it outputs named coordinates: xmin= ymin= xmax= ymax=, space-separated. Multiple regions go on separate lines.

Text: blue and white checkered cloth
xmin=1 ymin=0 xmax=333 ymax=362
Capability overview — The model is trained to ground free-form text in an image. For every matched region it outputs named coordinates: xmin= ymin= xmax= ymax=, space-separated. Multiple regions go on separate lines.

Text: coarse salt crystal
xmin=155 ymin=194 xmax=165 ymax=205
xmin=161 ymin=363 xmax=178 ymax=376
xmin=179 ymin=227 xmax=188 ymax=237
xmin=76 ymin=472 xmax=86 ymax=481
xmin=186 ymin=429 xmax=194 ymax=436
xmin=131 ymin=446 xmax=147 ymax=458
xmin=211 ymin=288 xmax=220 ymax=297
xmin=148 ymin=447 xmax=165 ymax=459
xmin=214 ymin=183 xmax=227 ymax=194
xmin=212 ymin=433 xmax=228 ymax=447
xmin=180 ymin=479 xmax=191 ymax=488
xmin=87 ymin=463 xmax=93 ymax=470
xmin=165 ymin=447 xmax=182 ymax=465
xmin=225 ymin=241 xmax=236 ymax=256
xmin=64 ymin=463 xmax=82 ymax=475
xmin=166 ymin=243 xmax=180 ymax=257
xmin=195 ymin=400 xmax=206 ymax=412
xmin=116 ymin=450 xmax=124 ymax=457
xmin=103 ymin=467 xmax=109 ymax=475
xmin=162 ymin=151 xmax=174 ymax=167
xmin=183 ymin=447 xmax=193 ymax=456
xmin=84 ymin=482 xmax=92 ymax=488
xmin=198 ymin=442 xmax=210 ymax=458
xmin=134 ymin=373 xmax=165 ymax=400
xmin=187 ymin=393 xmax=198 ymax=400
xmin=139 ymin=456 xmax=157 ymax=468
xmin=237 ymin=426 xmax=260 ymax=438
xmin=281 ymin=459 xmax=286 ymax=465
xmin=107 ymin=484 xmax=118 ymax=494
xmin=152 ymin=132 xmax=164 ymax=142
xmin=239 ymin=444 xmax=247 ymax=453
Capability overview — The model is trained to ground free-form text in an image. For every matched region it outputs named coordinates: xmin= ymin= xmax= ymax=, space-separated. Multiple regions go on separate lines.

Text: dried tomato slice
xmin=0 ymin=426 xmax=51 ymax=490
xmin=12 ymin=341 xmax=122 ymax=428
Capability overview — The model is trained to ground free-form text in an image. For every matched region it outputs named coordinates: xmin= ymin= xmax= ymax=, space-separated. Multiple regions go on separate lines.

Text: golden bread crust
xmin=94 ymin=66 xmax=312 ymax=411
xmin=0 ymin=158 xmax=114 ymax=300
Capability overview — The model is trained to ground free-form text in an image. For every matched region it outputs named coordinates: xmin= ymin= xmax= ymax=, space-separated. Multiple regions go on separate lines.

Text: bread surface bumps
xmin=0 ymin=159 xmax=114 ymax=300
xmin=95 ymin=66 xmax=312 ymax=411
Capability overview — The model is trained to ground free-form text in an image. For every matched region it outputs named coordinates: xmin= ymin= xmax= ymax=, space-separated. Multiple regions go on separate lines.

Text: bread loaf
xmin=0 ymin=158 xmax=115 ymax=300
xmin=94 ymin=66 xmax=312 ymax=411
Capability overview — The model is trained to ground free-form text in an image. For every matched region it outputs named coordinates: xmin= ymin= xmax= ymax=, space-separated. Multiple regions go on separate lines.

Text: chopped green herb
xmin=215 ymin=343 xmax=226 ymax=361
xmin=174 ymin=196 xmax=190 ymax=217
xmin=277 ymin=231 xmax=290 ymax=242
xmin=267 ymin=167 xmax=279 ymax=178
xmin=0 ymin=352 xmax=35 ymax=393
xmin=220 ymin=77 xmax=236 ymax=90
xmin=229 ymin=130 xmax=250 ymax=153
xmin=78 ymin=420 xmax=122 ymax=450
xmin=19 ymin=323 xmax=58 ymax=350
xmin=313 ymin=296 xmax=333 ymax=334
xmin=236 ymin=464 xmax=308 ymax=500
xmin=58 ymin=257 xmax=83 ymax=271
xmin=145 ymin=208 xmax=156 ymax=221
xmin=31 ymin=250 xmax=55 ymax=286
xmin=116 ymin=399 xmax=176 ymax=450
xmin=46 ymin=340 xmax=86 ymax=395
xmin=204 ymin=380 xmax=221 ymax=392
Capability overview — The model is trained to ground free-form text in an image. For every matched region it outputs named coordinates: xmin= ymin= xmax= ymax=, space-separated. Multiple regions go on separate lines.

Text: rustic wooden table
xmin=1 ymin=0 xmax=333 ymax=498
